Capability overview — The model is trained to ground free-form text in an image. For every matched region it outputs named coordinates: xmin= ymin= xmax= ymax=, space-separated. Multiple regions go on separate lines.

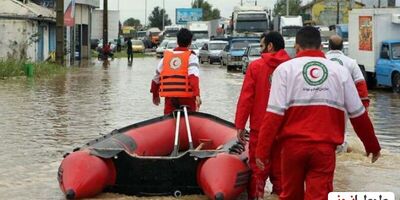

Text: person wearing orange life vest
xmin=326 ymin=35 xmax=370 ymax=153
xmin=150 ymin=28 xmax=201 ymax=115
xmin=235 ymin=32 xmax=290 ymax=200
xmin=255 ymin=27 xmax=381 ymax=200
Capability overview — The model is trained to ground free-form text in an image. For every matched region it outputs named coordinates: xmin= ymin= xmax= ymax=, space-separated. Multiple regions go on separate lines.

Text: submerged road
xmin=0 ymin=57 xmax=399 ymax=199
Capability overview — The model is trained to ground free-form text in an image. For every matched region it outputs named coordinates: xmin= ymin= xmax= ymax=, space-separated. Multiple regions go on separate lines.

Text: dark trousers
xmin=127 ymin=50 xmax=133 ymax=62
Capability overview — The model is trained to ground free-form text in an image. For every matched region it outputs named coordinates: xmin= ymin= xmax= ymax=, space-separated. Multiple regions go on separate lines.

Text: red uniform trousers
xmin=248 ymin=129 xmax=282 ymax=199
xmin=164 ymin=97 xmax=196 ymax=115
xmin=280 ymin=140 xmax=336 ymax=200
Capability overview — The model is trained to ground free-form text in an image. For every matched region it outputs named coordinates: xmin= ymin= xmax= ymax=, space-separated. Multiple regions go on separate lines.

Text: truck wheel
xmin=366 ymin=72 xmax=377 ymax=89
xmin=227 ymin=65 xmax=232 ymax=72
xmin=199 ymin=56 xmax=204 ymax=64
xmin=392 ymin=72 xmax=400 ymax=93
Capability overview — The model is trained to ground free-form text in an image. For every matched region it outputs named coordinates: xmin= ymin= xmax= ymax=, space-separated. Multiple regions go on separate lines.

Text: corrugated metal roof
xmin=0 ymin=0 xmax=55 ymax=19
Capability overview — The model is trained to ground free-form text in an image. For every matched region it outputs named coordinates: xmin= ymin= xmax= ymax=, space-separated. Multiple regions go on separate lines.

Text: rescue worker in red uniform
xmin=235 ymin=32 xmax=290 ymax=199
xmin=151 ymin=28 xmax=201 ymax=115
xmin=326 ymin=34 xmax=370 ymax=153
xmin=255 ymin=27 xmax=381 ymax=200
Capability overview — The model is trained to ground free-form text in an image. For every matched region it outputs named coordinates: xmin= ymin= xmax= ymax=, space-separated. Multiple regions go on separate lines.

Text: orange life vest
xmin=159 ymin=50 xmax=194 ymax=98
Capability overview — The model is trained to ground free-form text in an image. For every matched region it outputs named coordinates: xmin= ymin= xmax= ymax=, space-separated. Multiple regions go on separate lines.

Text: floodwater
xmin=0 ymin=57 xmax=399 ymax=200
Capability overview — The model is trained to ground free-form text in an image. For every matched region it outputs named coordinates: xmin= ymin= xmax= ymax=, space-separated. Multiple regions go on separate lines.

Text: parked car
xmin=199 ymin=41 xmax=228 ymax=64
xmin=220 ymin=37 xmax=260 ymax=71
xmin=241 ymin=43 xmax=261 ymax=74
xmin=131 ymin=40 xmax=145 ymax=53
xmin=285 ymin=39 xmax=296 ymax=58
xmin=195 ymin=39 xmax=209 ymax=50
xmin=165 ymin=41 xmax=199 ymax=56
xmin=190 ymin=43 xmax=200 ymax=56
xmin=156 ymin=40 xmax=172 ymax=58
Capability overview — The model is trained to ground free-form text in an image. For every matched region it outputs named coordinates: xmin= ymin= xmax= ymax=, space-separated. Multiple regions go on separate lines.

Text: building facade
xmin=301 ymin=0 xmax=364 ymax=26
xmin=0 ymin=0 xmax=56 ymax=61
xmin=30 ymin=0 xmax=99 ymax=62
xmin=72 ymin=0 xmax=99 ymax=61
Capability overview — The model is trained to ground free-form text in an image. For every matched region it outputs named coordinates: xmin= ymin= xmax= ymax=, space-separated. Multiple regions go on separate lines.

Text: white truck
xmin=187 ymin=21 xmax=210 ymax=40
xmin=162 ymin=25 xmax=182 ymax=40
xmin=273 ymin=15 xmax=303 ymax=40
xmin=231 ymin=5 xmax=269 ymax=37
xmin=348 ymin=8 xmax=400 ymax=92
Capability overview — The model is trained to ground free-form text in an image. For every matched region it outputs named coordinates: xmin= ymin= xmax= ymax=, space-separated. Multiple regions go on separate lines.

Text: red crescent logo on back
xmin=310 ymin=67 xmax=320 ymax=79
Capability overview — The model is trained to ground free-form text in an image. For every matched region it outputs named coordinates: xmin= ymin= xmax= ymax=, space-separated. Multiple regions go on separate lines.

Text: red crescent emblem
xmin=173 ymin=60 xmax=178 ymax=66
xmin=310 ymin=67 xmax=319 ymax=79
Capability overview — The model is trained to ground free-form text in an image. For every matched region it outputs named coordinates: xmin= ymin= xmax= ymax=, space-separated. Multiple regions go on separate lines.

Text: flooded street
xmin=0 ymin=57 xmax=399 ymax=200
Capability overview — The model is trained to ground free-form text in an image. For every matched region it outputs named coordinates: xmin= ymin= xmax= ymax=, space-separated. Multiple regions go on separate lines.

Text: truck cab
xmin=231 ymin=6 xmax=269 ymax=37
xmin=376 ymin=40 xmax=400 ymax=92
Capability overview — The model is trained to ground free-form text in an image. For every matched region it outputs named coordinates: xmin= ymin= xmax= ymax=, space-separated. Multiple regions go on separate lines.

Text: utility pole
xmin=336 ymin=0 xmax=340 ymax=24
xmin=56 ymin=0 xmax=64 ymax=66
xmin=145 ymin=0 xmax=147 ymax=28
xmin=255 ymin=0 xmax=257 ymax=6
xmin=103 ymin=0 xmax=108 ymax=46
xmin=378 ymin=0 xmax=381 ymax=8
xmin=162 ymin=0 xmax=165 ymax=30
xmin=241 ymin=0 xmax=243 ymax=6
xmin=286 ymin=0 xmax=289 ymax=16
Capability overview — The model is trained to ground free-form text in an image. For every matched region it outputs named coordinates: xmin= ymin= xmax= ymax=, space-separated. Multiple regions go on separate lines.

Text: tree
xmin=273 ymin=0 xmax=303 ymax=16
xmin=148 ymin=6 xmax=172 ymax=30
xmin=123 ymin=18 xmax=141 ymax=28
xmin=191 ymin=0 xmax=221 ymax=21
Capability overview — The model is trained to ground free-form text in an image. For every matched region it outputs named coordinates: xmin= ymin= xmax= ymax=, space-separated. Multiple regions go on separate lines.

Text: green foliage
xmin=123 ymin=18 xmax=142 ymax=28
xmin=0 ymin=59 xmax=66 ymax=79
xmin=191 ymin=0 xmax=221 ymax=20
xmin=273 ymin=0 xmax=303 ymax=16
xmin=148 ymin=6 xmax=172 ymax=30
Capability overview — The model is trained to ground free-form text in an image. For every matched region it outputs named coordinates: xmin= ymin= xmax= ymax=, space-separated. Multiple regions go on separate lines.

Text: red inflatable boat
xmin=58 ymin=109 xmax=250 ymax=200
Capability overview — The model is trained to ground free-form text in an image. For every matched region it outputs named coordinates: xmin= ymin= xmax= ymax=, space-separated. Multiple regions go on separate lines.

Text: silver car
xmin=242 ymin=43 xmax=261 ymax=74
xmin=164 ymin=41 xmax=200 ymax=56
xmin=199 ymin=41 xmax=228 ymax=65
xmin=156 ymin=40 xmax=172 ymax=58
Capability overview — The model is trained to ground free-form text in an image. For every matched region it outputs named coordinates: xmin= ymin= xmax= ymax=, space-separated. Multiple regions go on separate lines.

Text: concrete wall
xmin=0 ymin=19 xmax=53 ymax=61
xmin=91 ymin=10 xmax=120 ymax=41
xmin=75 ymin=4 xmax=91 ymax=59
xmin=0 ymin=19 xmax=38 ymax=61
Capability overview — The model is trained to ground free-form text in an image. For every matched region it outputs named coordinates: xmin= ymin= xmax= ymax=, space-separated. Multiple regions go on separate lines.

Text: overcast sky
xmin=98 ymin=0 xmax=306 ymax=25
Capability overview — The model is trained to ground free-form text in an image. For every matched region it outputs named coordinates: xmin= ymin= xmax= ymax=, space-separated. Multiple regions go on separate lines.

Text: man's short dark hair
xmin=262 ymin=31 xmax=285 ymax=51
xmin=177 ymin=28 xmax=193 ymax=47
xmin=295 ymin=26 xmax=321 ymax=49
xmin=329 ymin=38 xmax=343 ymax=50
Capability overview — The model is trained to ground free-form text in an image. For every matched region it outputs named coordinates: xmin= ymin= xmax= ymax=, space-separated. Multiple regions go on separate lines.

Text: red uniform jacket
xmin=235 ymin=49 xmax=291 ymax=131
xmin=255 ymin=50 xmax=381 ymax=162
